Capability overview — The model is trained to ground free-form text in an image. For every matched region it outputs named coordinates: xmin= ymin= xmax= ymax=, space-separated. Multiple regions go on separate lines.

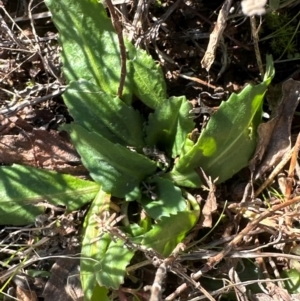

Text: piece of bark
xmin=251 ymin=79 xmax=300 ymax=179
xmin=43 ymin=247 xmax=83 ymax=301
xmin=228 ymin=266 xmax=249 ymax=301
xmin=201 ymin=0 xmax=232 ymax=72
xmin=249 ymin=294 xmax=273 ymax=301
xmin=11 ymin=274 xmax=44 ymax=301
xmin=200 ymin=171 xmax=218 ymax=228
xmin=15 ymin=285 xmax=38 ymax=301
xmin=0 ymin=126 xmax=88 ymax=176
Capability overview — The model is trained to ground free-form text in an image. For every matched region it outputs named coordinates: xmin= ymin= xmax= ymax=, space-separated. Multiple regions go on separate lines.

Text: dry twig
xmin=193 ymin=195 xmax=300 ymax=279
xmin=201 ymin=0 xmax=232 ymax=72
xmin=285 ymin=133 xmax=300 ymax=200
xmin=28 ymin=0 xmax=61 ymax=81
xmin=254 ymin=147 xmax=295 ymax=197
xmin=250 ymin=16 xmax=264 ymax=79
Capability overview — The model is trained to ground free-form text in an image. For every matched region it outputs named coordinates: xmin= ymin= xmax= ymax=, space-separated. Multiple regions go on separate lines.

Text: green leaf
xmin=181 ymin=134 xmax=196 ymax=156
xmin=263 ymin=55 xmax=275 ymax=85
xmin=167 ymin=56 xmax=275 ymax=187
xmin=63 ymin=80 xmax=145 ymax=149
xmin=145 ymin=96 xmax=194 ymax=157
xmin=95 ymin=239 xmax=134 ymax=289
xmin=91 ymin=286 xmax=110 ymax=301
xmin=127 ymin=44 xmax=167 ymax=109
xmin=81 ymin=189 xmax=135 ymax=293
xmin=81 ymin=188 xmax=111 ymax=301
xmin=65 ymin=123 xmax=157 ymax=198
xmin=139 ymin=176 xmax=187 ymax=219
xmin=122 ymin=222 xmax=148 ymax=237
xmin=0 ymin=164 xmax=100 ymax=225
xmin=44 ymin=0 xmax=132 ymax=103
xmin=282 ymin=269 xmax=300 ymax=294
xmin=141 ymin=210 xmax=198 ymax=256
xmin=269 ymin=0 xmax=280 ymax=10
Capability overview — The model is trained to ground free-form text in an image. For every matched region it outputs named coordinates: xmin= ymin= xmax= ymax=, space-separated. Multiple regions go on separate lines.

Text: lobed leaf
xmin=139 ymin=176 xmax=187 ymax=219
xmin=145 ymin=96 xmax=194 ymax=157
xmin=90 ymin=286 xmax=110 ymax=301
xmin=63 ymin=80 xmax=145 ymax=149
xmin=127 ymin=44 xmax=167 ymax=109
xmin=167 ymin=55 xmax=275 ymax=187
xmin=0 ymin=164 xmax=100 ymax=225
xmin=81 ymin=188 xmax=111 ymax=301
xmin=141 ymin=210 xmax=198 ymax=256
xmin=82 ymin=189 xmax=135 ymax=293
xmin=44 ymin=0 xmax=132 ymax=103
xmin=64 ymin=123 xmax=157 ymax=198
xmin=94 ymin=239 xmax=134 ymax=289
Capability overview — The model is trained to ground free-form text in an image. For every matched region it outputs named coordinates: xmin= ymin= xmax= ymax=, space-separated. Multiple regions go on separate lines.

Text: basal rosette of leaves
xmin=0 ymin=0 xmax=274 ymax=299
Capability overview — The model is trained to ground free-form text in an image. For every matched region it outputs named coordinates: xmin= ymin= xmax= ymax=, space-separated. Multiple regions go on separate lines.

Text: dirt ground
xmin=1 ymin=0 xmax=300 ymax=300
